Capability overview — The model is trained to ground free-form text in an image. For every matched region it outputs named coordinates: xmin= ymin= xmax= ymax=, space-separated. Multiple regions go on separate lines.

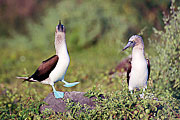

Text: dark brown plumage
xmin=147 ymin=59 xmax=150 ymax=80
xmin=28 ymin=55 xmax=59 ymax=81
xmin=127 ymin=61 xmax=131 ymax=85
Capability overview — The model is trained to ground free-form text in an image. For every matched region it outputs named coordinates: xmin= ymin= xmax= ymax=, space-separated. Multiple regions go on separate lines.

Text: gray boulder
xmin=40 ymin=91 xmax=101 ymax=113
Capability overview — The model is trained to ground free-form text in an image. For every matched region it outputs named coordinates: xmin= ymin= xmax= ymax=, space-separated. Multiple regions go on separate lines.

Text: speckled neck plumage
xmin=55 ymin=32 xmax=67 ymax=55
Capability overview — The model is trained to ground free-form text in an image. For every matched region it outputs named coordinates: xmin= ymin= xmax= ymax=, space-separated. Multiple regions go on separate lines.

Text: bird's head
xmin=122 ymin=35 xmax=144 ymax=51
xmin=56 ymin=20 xmax=66 ymax=33
xmin=55 ymin=20 xmax=66 ymax=43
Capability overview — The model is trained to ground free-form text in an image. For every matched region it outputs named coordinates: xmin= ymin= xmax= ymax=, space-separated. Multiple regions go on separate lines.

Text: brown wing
xmin=29 ymin=55 xmax=59 ymax=81
xmin=146 ymin=59 xmax=150 ymax=80
xmin=127 ymin=61 xmax=131 ymax=86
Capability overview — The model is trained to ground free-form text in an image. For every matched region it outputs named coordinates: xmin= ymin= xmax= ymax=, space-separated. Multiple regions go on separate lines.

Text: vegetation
xmin=0 ymin=0 xmax=180 ymax=119
xmin=0 ymin=0 xmax=59 ymax=37
xmin=150 ymin=1 xmax=180 ymax=99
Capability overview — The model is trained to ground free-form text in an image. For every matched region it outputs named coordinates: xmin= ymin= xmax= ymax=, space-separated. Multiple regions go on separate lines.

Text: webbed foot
xmin=53 ymin=91 xmax=64 ymax=98
xmin=52 ymin=85 xmax=64 ymax=98
xmin=62 ymin=79 xmax=80 ymax=87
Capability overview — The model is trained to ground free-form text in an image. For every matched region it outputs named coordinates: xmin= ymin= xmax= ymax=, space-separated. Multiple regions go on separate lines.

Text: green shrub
xmin=149 ymin=0 xmax=180 ymax=99
xmin=65 ymin=87 xmax=179 ymax=119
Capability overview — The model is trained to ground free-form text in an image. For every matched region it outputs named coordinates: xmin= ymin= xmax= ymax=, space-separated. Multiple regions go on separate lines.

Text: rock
xmin=40 ymin=91 xmax=99 ymax=113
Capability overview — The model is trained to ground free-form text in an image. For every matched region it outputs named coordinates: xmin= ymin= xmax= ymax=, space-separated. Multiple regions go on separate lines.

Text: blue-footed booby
xmin=122 ymin=35 xmax=150 ymax=94
xmin=17 ymin=21 xmax=79 ymax=98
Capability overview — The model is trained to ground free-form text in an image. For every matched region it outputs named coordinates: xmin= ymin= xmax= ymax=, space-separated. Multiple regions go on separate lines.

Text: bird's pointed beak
xmin=57 ymin=20 xmax=65 ymax=32
xmin=122 ymin=42 xmax=132 ymax=51
xmin=58 ymin=20 xmax=61 ymax=31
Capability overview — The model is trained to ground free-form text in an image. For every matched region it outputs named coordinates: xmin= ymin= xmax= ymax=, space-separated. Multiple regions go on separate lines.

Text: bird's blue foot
xmin=52 ymin=85 xmax=64 ymax=98
xmin=54 ymin=91 xmax=64 ymax=98
xmin=62 ymin=79 xmax=80 ymax=87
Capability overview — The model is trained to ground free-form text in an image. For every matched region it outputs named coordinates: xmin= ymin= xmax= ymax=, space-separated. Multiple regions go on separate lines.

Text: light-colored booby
xmin=17 ymin=21 xmax=79 ymax=98
xmin=122 ymin=35 xmax=150 ymax=94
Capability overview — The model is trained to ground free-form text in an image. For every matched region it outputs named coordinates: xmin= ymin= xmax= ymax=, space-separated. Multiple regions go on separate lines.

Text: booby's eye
xmin=129 ymin=41 xmax=134 ymax=43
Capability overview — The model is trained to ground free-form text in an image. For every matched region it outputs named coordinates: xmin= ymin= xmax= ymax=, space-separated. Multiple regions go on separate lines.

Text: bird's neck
xmin=132 ymin=47 xmax=145 ymax=60
xmin=55 ymin=40 xmax=68 ymax=56
xmin=54 ymin=32 xmax=69 ymax=56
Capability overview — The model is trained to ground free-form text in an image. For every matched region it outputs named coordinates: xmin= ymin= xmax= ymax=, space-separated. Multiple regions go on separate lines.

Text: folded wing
xmin=29 ymin=55 xmax=59 ymax=81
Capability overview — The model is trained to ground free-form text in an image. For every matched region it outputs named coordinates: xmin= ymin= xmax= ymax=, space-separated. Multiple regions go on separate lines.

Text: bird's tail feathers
xmin=16 ymin=77 xmax=37 ymax=82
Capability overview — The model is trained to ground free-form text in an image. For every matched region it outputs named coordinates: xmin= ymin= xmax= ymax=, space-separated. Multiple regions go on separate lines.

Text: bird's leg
xmin=143 ymin=87 xmax=146 ymax=92
xmin=51 ymin=85 xmax=64 ymax=98
xmin=130 ymin=90 xmax=137 ymax=98
xmin=62 ymin=79 xmax=80 ymax=87
xmin=140 ymin=88 xmax=146 ymax=98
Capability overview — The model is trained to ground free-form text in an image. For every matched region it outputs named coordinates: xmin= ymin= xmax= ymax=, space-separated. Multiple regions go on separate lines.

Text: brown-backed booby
xmin=122 ymin=35 xmax=150 ymax=94
xmin=17 ymin=21 xmax=79 ymax=98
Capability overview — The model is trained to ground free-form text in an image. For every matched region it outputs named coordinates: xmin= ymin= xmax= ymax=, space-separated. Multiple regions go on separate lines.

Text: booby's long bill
xmin=17 ymin=21 xmax=79 ymax=99
xmin=122 ymin=41 xmax=134 ymax=51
